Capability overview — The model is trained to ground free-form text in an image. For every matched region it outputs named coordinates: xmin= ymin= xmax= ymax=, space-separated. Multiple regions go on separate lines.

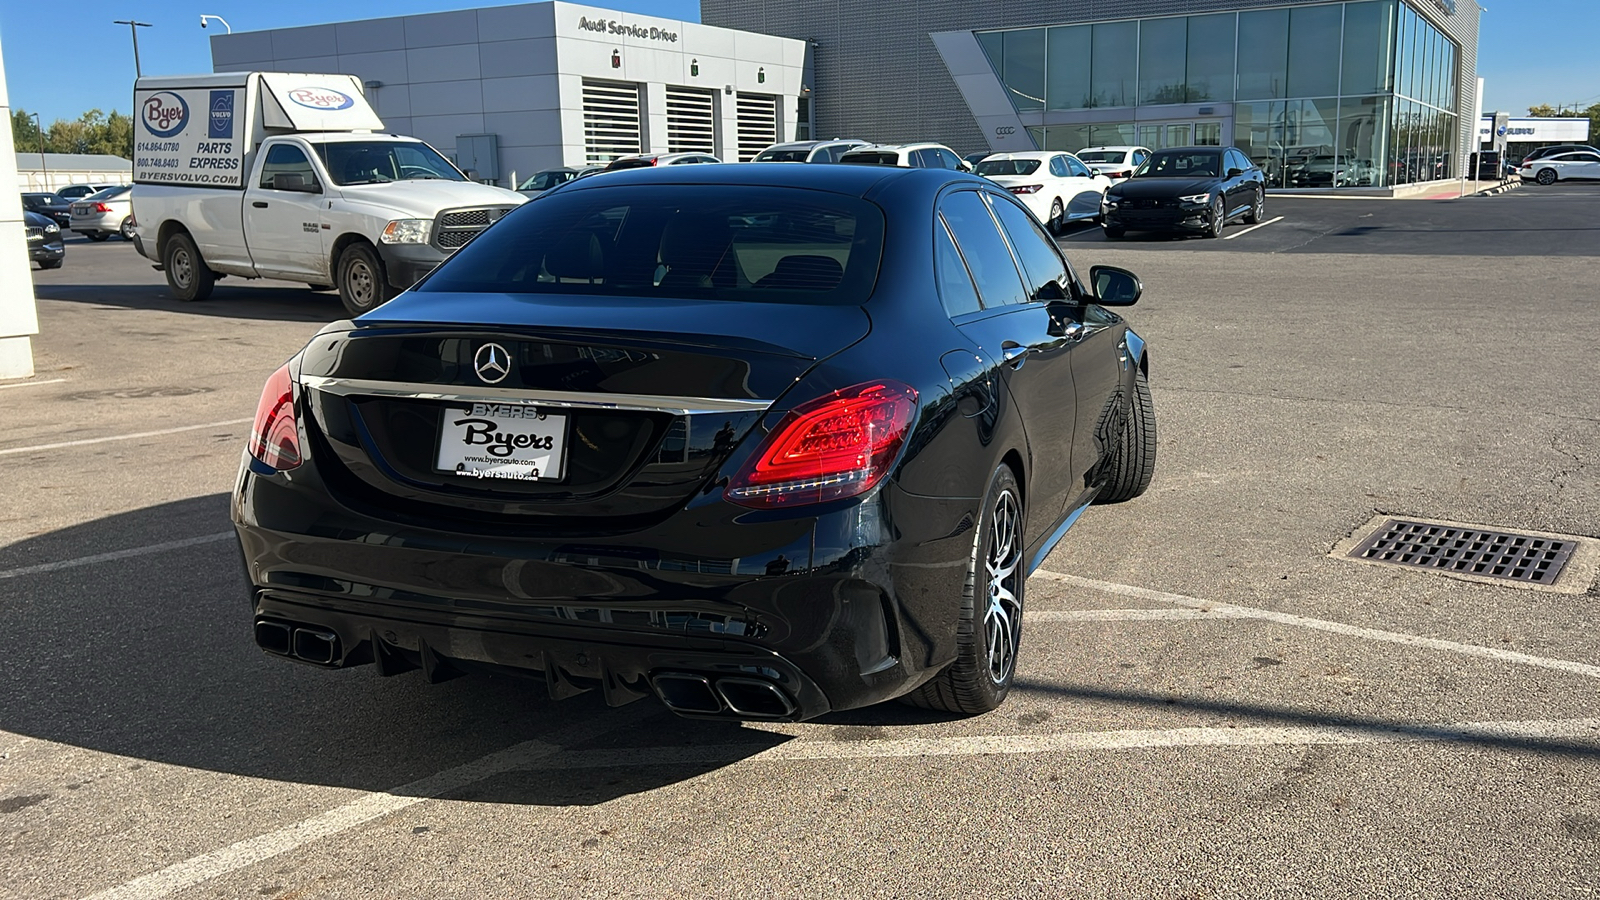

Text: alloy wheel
xmin=1210 ymin=197 xmax=1226 ymax=237
xmin=1537 ymin=168 xmax=1557 ymax=185
xmin=983 ymin=488 xmax=1023 ymax=684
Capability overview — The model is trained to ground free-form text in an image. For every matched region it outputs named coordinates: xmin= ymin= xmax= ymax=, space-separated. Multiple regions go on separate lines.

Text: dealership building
xmin=210 ymin=2 xmax=806 ymax=188
xmin=707 ymin=0 xmax=1482 ymax=190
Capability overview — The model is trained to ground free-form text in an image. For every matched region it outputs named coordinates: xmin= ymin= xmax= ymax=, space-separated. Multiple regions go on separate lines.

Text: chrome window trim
xmin=300 ymin=376 xmax=772 ymax=415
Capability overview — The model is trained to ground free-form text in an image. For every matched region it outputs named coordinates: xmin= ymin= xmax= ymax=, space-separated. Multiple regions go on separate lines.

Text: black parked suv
xmin=1100 ymin=146 xmax=1266 ymax=239
xmin=25 ymin=210 xmax=65 ymax=269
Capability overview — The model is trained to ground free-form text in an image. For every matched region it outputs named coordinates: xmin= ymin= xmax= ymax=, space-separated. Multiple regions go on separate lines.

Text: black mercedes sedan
xmin=234 ymin=164 xmax=1156 ymax=721
xmin=1100 ymin=146 xmax=1266 ymax=239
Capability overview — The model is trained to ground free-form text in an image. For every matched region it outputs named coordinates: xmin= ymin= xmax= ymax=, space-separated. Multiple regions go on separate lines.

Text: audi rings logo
xmin=994 ymin=126 xmax=1016 ymax=136
xmin=474 ymin=343 xmax=512 ymax=384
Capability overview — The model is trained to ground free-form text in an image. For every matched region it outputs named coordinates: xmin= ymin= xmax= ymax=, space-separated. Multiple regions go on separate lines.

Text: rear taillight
xmin=726 ymin=381 xmax=917 ymax=509
xmin=248 ymin=364 xmax=302 ymax=470
xmin=1007 ymin=185 xmax=1043 ymax=194
xmin=93 ymin=202 xmax=114 ymax=213
xmin=1113 ymin=170 xmax=1131 ymax=178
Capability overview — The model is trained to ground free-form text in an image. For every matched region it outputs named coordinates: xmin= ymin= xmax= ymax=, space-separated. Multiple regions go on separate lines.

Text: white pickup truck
xmin=131 ymin=72 xmax=525 ymax=315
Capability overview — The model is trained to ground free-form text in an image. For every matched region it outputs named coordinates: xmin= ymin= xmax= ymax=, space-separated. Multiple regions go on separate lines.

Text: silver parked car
xmin=69 ymin=185 xmax=135 ymax=242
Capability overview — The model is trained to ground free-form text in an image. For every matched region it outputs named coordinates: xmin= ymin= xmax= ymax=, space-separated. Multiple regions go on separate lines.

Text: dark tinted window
xmin=1138 ymin=151 xmax=1221 ymax=178
xmin=755 ymin=148 xmax=811 ymax=162
xmin=933 ymin=148 xmax=963 ymax=170
xmin=934 ymin=216 xmax=982 ymax=317
xmin=841 ymin=152 xmax=900 ymax=166
xmin=987 ymin=194 xmax=1067 ymax=300
xmin=976 ymin=158 xmax=1042 ymax=176
xmin=939 ymin=191 xmax=1027 ymax=308
xmin=419 ymin=185 xmax=884 ymax=306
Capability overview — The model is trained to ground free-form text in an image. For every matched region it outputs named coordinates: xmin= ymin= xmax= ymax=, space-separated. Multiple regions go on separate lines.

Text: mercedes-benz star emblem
xmin=473 ymin=342 xmax=512 ymax=384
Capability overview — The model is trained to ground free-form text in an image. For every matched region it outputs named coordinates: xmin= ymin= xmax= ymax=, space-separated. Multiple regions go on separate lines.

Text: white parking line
xmin=0 ymin=532 xmax=234 ymax=581
xmin=0 ymin=418 xmax=252 ymax=457
xmin=79 ymin=707 xmax=656 ymax=900
xmin=0 ymin=378 xmax=67 ymax=391
xmin=536 ymin=716 xmax=1600 ymax=771
xmin=1032 ymin=570 xmax=1600 ymax=681
xmin=1223 ymin=215 xmax=1284 ymax=240
xmin=1025 ymin=608 xmax=1255 ymax=622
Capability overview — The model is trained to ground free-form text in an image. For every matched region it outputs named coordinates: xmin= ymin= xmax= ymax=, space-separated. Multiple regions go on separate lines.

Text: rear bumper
xmin=233 ymin=452 xmax=978 ymax=721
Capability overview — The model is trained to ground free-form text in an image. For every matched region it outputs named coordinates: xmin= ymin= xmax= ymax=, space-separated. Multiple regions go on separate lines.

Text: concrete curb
xmin=1472 ymin=180 xmax=1522 ymax=197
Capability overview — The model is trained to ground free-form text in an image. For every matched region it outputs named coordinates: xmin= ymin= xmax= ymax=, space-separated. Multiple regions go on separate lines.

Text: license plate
xmin=436 ymin=403 xmax=567 ymax=481
xmin=72 ymin=205 xmax=89 ymax=215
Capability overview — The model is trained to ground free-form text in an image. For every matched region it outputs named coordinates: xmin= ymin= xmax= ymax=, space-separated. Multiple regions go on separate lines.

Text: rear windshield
xmin=754 ymin=149 xmax=811 ymax=162
xmin=976 ymin=158 xmax=1041 ymax=176
xmin=85 ymin=186 xmax=130 ymax=201
xmin=840 ymin=152 xmax=899 ymax=166
xmin=418 ymin=184 xmax=885 ymax=306
xmin=1076 ymin=151 xmax=1123 ymax=164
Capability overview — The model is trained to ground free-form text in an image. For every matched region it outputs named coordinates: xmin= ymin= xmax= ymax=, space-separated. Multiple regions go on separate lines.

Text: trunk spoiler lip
xmin=300 ymin=375 xmax=773 ymax=416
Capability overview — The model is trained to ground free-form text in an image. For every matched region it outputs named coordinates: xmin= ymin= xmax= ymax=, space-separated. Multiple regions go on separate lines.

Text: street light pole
xmin=113 ymin=20 xmax=152 ymax=77
xmin=29 ymin=112 xmax=50 ymax=192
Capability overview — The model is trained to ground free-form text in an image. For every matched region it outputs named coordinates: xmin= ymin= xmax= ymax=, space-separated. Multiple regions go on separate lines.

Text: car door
xmin=243 ymin=140 xmax=331 ymax=280
xmin=1571 ymin=152 xmax=1600 ymax=180
xmin=939 ymin=188 xmax=1080 ymax=551
xmin=1060 ymin=154 xmax=1105 ymax=220
xmin=987 ymin=192 xmax=1124 ymax=514
xmin=1221 ymin=150 xmax=1254 ymax=217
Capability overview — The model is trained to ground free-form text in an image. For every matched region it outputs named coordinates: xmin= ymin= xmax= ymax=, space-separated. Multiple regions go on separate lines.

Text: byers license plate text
xmin=437 ymin=403 xmax=567 ymax=481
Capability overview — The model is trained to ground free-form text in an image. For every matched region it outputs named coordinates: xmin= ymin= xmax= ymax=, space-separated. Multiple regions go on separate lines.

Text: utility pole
xmin=29 ymin=112 xmax=49 ymax=192
xmin=114 ymin=20 xmax=152 ymax=77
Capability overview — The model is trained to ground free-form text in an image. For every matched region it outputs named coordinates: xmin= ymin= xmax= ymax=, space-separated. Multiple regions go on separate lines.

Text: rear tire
xmin=1048 ymin=198 xmax=1064 ymax=234
xmin=163 ymin=232 xmax=215 ymax=302
xmin=1097 ymin=367 xmax=1157 ymax=503
xmin=119 ymin=217 xmax=136 ymax=241
xmin=1244 ymin=190 xmax=1265 ymax=224
xmin=1536 ymin=168 xmax=1558 ymax=185
xmin=900 ymin=464 xmax=1025 ymax=715
xmin=336 ymin=242 xmax=397 ymax=317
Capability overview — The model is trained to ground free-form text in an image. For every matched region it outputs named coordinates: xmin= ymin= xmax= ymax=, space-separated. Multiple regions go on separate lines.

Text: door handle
xmin=1061 ymin=321 xmax=1085 ymax=341
xmin=1002 ymin=341 xmax=1030 ymax=368
xmin=252 ymin=201 xmax=268 ymax=208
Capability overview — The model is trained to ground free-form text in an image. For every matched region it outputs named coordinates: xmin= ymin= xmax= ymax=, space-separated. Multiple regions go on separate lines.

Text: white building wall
xmin=211 ymin=1 xmax=803 ymax=186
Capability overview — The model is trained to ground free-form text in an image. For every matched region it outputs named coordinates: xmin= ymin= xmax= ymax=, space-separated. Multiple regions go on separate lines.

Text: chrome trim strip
xmin=300 ymin=375 xmax=773 ymax=415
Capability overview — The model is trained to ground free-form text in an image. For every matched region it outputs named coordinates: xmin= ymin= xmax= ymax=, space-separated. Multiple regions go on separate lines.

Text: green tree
xmin=10 ymin=107 xmax=135 ymax=159
xmin=1527 ymin=102 xmax=1600 ymax=148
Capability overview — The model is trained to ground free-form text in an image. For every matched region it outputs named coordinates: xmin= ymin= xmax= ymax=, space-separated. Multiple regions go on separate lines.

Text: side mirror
xmin=272 ymin=173 xmax=320 ymax=193
xmin=1088 ymin=265 xmax=1141 ymax=306
xmin=958 ymin=160 xmax=973 ymax=173
xmin=1227 ymin=167 xmax=1245 ymax=178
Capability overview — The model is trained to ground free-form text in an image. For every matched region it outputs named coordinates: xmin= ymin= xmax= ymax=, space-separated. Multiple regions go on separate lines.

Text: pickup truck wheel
xmin=164 ymin=233 xmax=215 ymax=302
xmin=337 ymin=243 xmax=395 ymax=316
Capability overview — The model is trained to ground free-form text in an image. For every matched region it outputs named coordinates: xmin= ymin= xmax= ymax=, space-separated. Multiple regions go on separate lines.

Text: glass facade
xmin=978 ymin=1 xmax=1461 ymax=189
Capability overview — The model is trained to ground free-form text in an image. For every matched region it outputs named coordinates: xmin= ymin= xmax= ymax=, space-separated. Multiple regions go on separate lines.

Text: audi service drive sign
xmin=133 ymin=73 xmax=382 ymax=188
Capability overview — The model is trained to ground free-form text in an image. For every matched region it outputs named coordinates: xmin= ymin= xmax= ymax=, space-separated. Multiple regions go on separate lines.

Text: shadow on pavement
xmin=0 ymin=495 xmax=782 ymax=805
xmin=32 ymin=281 xmax=343 ymax=323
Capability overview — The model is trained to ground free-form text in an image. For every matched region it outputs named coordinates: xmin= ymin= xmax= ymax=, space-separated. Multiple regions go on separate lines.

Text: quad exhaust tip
xmin=651 ymin=672 xmax=797 ymax=719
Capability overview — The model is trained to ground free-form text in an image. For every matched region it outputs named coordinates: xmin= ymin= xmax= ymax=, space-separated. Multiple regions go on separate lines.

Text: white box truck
xmin=131 ymin=72 xmax=526 ymax=315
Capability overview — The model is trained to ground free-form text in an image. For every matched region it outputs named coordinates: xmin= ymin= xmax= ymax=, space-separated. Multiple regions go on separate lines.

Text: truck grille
xmin=433 ymin=206 xmax=516 ymax=251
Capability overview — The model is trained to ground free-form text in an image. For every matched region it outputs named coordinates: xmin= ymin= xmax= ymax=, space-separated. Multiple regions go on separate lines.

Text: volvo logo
xmin=994 ymin=126 xmax=1016 ymax=136
xmin=473 ymin=343 xmax=512 ymax=384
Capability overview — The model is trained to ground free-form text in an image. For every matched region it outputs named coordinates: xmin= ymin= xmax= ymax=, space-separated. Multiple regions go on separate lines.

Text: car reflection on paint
xmin=233 ymin=163 xmax=1157 ymax=722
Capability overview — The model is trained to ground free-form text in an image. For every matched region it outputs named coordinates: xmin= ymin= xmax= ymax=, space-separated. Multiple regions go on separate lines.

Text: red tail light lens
xmin=726 ymin=380 xmax=917 ymax=509
xmin=1007 ymin=185 xmax=1043 ymax=194
xmin=94 ymin=202 xmax=114 ymax=213
xmin=248 ymin=364 xmax=302 ymax=470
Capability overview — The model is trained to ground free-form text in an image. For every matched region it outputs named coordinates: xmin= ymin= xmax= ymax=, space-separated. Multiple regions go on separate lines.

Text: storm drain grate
xmin=1350 ymin=519 xmax=1577 ymax=585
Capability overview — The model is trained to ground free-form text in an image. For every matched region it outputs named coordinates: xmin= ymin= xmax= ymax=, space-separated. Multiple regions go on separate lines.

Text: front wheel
xmin=1536 ymin=168 xmax=1558 ymax=186
xmin=1103 ymin=224 xmax=1126 ymax=240
xmin=336 ymin=243 xmax=397 ymax=317
xmin=1097 ymin=367 xmax=1158 ymax=503
xmin=1206 ymin=196 xmax=1226 ymax=238
xmin=38 ymin=259 xmax=63 ymax=270
xmin=163 ymin=232 xmax=215 ymax=302
xmin=901 ymin=464 xmax=1025 ymax=715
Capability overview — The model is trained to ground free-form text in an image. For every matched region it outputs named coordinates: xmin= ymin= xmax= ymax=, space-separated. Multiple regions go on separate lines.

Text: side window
xmin=934 ymin=215 xmax=982 ymax=318
xmin=939 ymin=191 xmax=1028 ymax=308
xmin=935 ymin=148 xmax=962 ymax=170
xmin=1049 ymin=156 xmax=1070 ymax=178
xmin=986 ymin=193 xmax=1068 ymax=300
xmin=259 ymin=143 xmax=316 ymax=189
xmin=1066 ymin=156 xmax=1092 ymax=178
xmin=1133 ymin=150 xmax=1150 ymax=166
xmin=912 ymin=149 xmax=935 ymax=168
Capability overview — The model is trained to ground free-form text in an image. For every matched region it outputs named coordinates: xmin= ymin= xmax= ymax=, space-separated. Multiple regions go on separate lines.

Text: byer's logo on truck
xmin=288 ymin=88 xmax=355 ymax=110
xmin=142 ymin=92 xmax=190 ymax=137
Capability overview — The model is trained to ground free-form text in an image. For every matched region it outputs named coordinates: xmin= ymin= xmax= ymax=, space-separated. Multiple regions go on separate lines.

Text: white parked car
xmin=752 ymin=139 xmax=870 ymax=162
xmin=69 ymin=185 xmax=135 ymax=241
xmin=1074 ymin=146 xmax=1152 ymax=182
xmin=56 ymin=183 xmax=124 ymax=202
xmin=1519 ymin=150 xmax=1600 ymax=185
xmin=838 ymin=143 xmax=969 ymax=171
xmin=974 ymin=151 xmax=1112 ymax=233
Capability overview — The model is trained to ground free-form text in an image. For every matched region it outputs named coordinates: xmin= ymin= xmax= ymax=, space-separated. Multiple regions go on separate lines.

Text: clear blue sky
xmin=4 ymin=0 xmax=1597 ymax=126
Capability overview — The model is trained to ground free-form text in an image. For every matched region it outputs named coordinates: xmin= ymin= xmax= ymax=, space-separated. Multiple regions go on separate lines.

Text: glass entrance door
xmin=1195 ymin=121 xmax=1222 ymax=146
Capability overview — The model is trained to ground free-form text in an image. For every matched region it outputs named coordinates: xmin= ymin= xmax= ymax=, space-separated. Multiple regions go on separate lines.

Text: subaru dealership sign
xmin=1478 ymin=117 xmax=1590 ymax=143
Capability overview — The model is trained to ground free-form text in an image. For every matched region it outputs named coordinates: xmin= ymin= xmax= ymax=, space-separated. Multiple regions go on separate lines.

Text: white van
xmin=131 ymin=72 xmax=525 ymax=314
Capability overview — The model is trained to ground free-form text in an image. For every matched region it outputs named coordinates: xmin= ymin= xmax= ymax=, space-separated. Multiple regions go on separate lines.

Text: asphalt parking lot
xmin=4 ymin=182 xmax=1599 ymax=899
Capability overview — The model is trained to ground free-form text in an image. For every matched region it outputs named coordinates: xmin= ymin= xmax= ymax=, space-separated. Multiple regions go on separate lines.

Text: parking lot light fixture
xmin=199 ymin=15 xmax=232 ymax=34
xmin=113 ymin=20 xmax=152 ymax=77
